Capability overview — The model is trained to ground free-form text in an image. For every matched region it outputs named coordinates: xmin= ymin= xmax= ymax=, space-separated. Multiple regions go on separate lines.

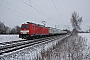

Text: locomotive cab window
xmin=21 ymin=25 xmax=30 ymax=28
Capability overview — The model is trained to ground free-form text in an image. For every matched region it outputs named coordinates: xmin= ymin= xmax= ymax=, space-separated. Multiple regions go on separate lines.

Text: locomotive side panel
xmin=30 ymin=24 xmax=49 ymax=38
xmin=19 ymin=22 xmax=67 ymax=39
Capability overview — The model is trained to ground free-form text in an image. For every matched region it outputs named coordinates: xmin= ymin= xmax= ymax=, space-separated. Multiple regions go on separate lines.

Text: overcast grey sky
xmin=0 ymin=0 xmax=90 ymax=30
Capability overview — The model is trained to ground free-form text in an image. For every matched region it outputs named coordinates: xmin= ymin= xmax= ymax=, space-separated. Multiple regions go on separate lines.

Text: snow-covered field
xmin=0 ymin=33 xmax=90 ymax=60
xmin=0 ymin=33 xmax=90 ymax=44
xmin=79 ymin=33 xmax=90 ymax=46
xmin=0 ymin=34 xmax=70 ymax=60
xmin=0 ymin=35 xmax=23 ymax=43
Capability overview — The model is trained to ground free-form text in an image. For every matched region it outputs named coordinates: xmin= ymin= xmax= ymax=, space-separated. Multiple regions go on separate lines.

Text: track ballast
xmin=0 ymin=35 xmax=67 ymax=55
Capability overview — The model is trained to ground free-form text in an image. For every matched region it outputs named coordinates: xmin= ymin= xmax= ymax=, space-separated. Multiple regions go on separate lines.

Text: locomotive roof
xmin=26 ymin=22 xmax=47 ymax=28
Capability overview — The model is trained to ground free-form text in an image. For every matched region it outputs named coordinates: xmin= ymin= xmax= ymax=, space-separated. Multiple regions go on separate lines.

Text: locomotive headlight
xmin=20 ymin=32 xmax=23 ymax=34
xmin=20 ymin=30 xmax=29 ymax=34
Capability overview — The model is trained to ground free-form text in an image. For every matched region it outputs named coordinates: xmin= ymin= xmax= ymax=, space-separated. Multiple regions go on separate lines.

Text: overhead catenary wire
xmin=29 ymin=0 xmax=61 ymax=26
xmin=0 ymin=5 xmax=23 ymax=15
xmin=2 ymin=0 xmax=44 ymax=21
xmin=28 ymin=0 xmax=55 ymax=20
xmin=0 ymin=0 xmax=61 ymax=28
xmin=3 ymin=0 xmax=59 ymax=25
xmin=2 ymin=0 xmax=37 ymax=18
xmin=28 ymin=0 xmax=59 ymax=26
xmin=51 ymin=0 xmax=61 ymax=18
xmin=29 ymin=0 xmax=32 ymax=7
xmin=51 ymin=0 xmax=64 ymax=28
xmin=0 ymin=9 xmax=31 ymax=20
xmin=1 ymin=0 xmax=55 ymax=27
xmin=21 ymin=0 xmax=52 ymax=20
xmin=22 ymin=0 xmax=57 ymax=26
xmin=0 ymin=4 xmax=43 ymax=21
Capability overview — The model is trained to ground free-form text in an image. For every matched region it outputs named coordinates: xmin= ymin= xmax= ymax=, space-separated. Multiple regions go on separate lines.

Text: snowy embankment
xmin=0 ymin=34 xmax=70 ymax=60
xmin=0 ymin=35 xmax=23 ymax=43
xmin=78 ymin=33 xmax=90 ymax=46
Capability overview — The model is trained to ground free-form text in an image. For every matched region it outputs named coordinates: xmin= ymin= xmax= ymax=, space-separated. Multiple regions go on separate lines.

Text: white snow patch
xmin=0 ymin=35 xmax=24 ymax=43
xmin=0 ymin=35 xmax=70 ymax=60
xmin=78 ymin=33 xmax=90 ymax=46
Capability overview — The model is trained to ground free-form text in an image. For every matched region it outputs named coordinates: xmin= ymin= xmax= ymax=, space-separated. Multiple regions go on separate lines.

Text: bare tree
xmin=0 ymin=21 xmax=20 ymax=34
xmin=0 ymin=21 xmax=5 ymax=33
xmin=10 ymin=28 xmax=16 ymax=34
xmin=15 ymin=25 xmax=20 ymax=34
xmin=70 ymin=11 xmax=83 ymax=34
xmin=89 ymin=29 xmax=90 ymax=33
xmin=10 ymin=26 xmax=20 ymax=34
xmin=4 ymin=26 xmax=11 ymax=34
xmin=0 ymin=21 xmax=11 ymax=34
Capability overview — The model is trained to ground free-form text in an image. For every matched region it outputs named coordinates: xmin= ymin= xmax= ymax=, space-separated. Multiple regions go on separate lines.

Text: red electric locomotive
xmin=19 ymin=22 xmax=49 ymax=39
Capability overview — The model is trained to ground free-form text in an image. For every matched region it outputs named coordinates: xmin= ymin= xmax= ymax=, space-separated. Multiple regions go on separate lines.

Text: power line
xmin=0 ymin=5 xmax=23 ymax=15
xmin=3 ymin=0 xmax=33 ymax=16
xmin=28 ymin=0 xmax=54 ymax=20
xmin=2 ymin=0 xmax=44 ymax=21
xmin=51 ymin=0 xmax=61 ymax=18
xmin=0 ymin=9 xmax=30 ymax=20
xmin=0 ymin=4 xmax=43 ymax=21
xmin=29 ymin=0 xmax=32 ymax=7
xmin=21 ymin=0 xmax=60 ymax=26
xmin=1 ymin=0 xmax=60 ymax=27
xmin=28 ymin=0 xmax=44 ymax=14
xmin=21 ymin=0 xmax=52 ymax=20
xmin=28 ymin=0 xmax=60 ymax=25
xmin=28 ymin=0 xmax=59 ymax=26
xmin=1 ymin=0 xmax=56 ymax=26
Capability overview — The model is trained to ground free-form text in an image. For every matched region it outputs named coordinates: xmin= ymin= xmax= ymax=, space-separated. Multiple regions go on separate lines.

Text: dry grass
xmin=39 ymin=34 xmax=90 ymax=60
xmin=0 ymin=34 xmax=90 ymax=60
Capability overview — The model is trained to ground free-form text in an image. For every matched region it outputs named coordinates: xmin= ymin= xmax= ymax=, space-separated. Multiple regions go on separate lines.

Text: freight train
xmin=19 ymin=22 xmax=67 ymax=39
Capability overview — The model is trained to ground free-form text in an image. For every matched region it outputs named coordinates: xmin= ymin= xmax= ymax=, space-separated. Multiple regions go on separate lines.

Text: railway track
xmin=0 ymin=35 xmax=67 ymax=55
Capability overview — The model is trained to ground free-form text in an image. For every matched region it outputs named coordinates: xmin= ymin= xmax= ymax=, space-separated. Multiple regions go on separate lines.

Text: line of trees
xmin=0 ymin=21 xmax=20 ymax=34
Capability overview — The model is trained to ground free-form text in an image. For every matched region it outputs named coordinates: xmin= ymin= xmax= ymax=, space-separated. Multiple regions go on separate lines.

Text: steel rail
xmin=0 ymin=35 xmax=67 ymax=55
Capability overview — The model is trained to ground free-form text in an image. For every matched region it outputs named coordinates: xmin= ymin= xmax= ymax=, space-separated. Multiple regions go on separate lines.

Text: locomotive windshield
xmin=21 ymin=25 xmax=30 ymax=28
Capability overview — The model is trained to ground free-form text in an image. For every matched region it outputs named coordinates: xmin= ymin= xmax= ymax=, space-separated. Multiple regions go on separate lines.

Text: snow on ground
xmin=1 ymin=34 xmax=90 ymax=60
xmin=78 ymin=33 xmax=90 ymax=46
xmin=0 ymin=35 xmax=23 ymax=43
xmin=0 ymin=35 xmax=70 ymax=60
